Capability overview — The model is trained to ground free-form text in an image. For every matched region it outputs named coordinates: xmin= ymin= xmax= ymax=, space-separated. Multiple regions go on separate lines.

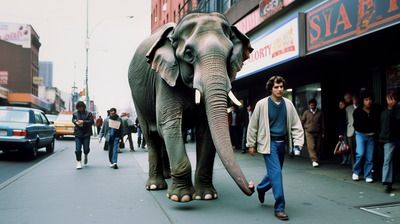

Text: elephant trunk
xmin=195 ymin=57 xmax=254 ymax=196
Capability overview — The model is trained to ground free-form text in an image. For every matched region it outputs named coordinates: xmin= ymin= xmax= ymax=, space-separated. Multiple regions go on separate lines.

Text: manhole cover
xmin=360 ymin=203 xmax=400 ymax=218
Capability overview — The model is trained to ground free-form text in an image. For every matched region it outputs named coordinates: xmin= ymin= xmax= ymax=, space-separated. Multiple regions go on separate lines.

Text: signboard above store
xmin=306 ymin=0 xmax=400 ymax=54
xmin=236 ymin=13 xmax=305 ymax=80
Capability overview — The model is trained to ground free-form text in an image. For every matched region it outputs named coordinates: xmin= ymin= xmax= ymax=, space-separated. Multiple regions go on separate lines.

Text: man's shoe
xmin=113 ymin=164 xmax=118 ymax=169
xmin=76 ymin=161 xmax=82 ymax=169
xmin=384 ymin=184 xmax=393 ymax=192
xmin=257 ymin=188 xmax=265 ymax=204
xmin=241 ymin=149 xmax=246 ymax=154
xmin=84 ymin=154 xmax=88 ymax=165
xmin=130 ymin=149 xmax=135 ymax=152
xmin=312 ymin=161 xmax=319 ymax=167
xmin=365 ymin=178 xmax=373 ymax=183
xmin=352 ymin=173 xmax=359 ymax=181
xmin=110 ymin=163 xmax=116 ymax=168
xmin=274 ymin=211 xmax=289 ymax=220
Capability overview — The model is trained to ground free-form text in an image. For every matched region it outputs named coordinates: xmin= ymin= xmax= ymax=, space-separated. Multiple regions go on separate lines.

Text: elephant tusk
xmin=195 ymin=89 xmax=201 ymax=105
xmin=228 ymin=91 xmax=242 ymax=107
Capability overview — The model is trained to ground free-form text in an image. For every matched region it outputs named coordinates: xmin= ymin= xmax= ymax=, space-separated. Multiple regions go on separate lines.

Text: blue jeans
xmin=241 ymin=126 xmax=247 ymax=150
xmin=353 ymin=131 xmax=375 ymax=179
xmin=382 ymin=138 xmax=400 ymax=184
xmin=137 ymin=128 xmax=146 ymax=147
xmin=75 ymin=136 xmax=90 ymax=161
xmin=108 ymin=136 xmax=120 ymax=164
xmin=257 ymin=140 xmax=285 ymax=211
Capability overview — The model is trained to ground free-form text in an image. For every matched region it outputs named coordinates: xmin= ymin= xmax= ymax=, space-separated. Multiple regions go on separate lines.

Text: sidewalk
xmin=0 ymin=136 xmax=399 ymax=224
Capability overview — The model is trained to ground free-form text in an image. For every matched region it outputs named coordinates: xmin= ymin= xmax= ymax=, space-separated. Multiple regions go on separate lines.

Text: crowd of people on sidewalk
xmin=69 ymin=74 xmax=399 ymax=221
xmin=72 ymin=101 xmax=146 ymax=170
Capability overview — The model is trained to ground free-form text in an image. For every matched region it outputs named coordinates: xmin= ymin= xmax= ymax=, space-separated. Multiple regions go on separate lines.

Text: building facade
xmin=149 ymin=0 xmax=400 ymax=169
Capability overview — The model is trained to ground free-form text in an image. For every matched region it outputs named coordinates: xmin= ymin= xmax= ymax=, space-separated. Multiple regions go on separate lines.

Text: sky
xmin=0 ymin=0 xmax=151 ymax=117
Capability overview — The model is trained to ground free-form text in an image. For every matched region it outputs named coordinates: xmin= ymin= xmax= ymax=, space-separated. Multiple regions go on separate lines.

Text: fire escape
xmin=177 ymin=0 xmax=235 ymax=22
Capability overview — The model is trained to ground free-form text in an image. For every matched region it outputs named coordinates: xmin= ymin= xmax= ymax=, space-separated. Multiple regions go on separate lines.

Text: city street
xmin=0 ymin=134 xmax=400 ymax=224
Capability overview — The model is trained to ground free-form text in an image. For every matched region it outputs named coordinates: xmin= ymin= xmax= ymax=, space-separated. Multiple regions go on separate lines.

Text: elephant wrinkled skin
xmin=128 ymin=13 xmax=254 ymax=202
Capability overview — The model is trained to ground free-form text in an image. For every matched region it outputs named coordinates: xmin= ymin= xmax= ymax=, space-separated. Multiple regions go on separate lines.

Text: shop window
xmin=387 ymin=62 xmax=400 ymax=94
xmin=294 ymin=83 xmax=322 ymax=118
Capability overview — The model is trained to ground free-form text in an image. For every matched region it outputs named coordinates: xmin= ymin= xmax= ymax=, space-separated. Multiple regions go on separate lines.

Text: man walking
xmin=247 ymin=76 xmax=304 ymax=221
xmin=98 ymin=108 xmax=123 ymax=169
xmin=301 ymin=99 xmax=325 ymax=167
xmin=72 ymin=101 xmax=94 ymax=169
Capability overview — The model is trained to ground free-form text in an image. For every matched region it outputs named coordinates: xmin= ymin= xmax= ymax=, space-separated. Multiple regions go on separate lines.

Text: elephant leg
xmin=161 ymin=143 xmax=171 ymax=179
xmin=145 ymin=129 xmax=168 ymax=191
xmin=160 ymin=119 xmax=194 ymax=202
xmin=194 ymin=122 xmax=218 ymax=200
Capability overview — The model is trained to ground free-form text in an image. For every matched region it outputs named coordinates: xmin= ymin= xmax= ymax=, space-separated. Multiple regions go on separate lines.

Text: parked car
xmin=0 ymin=106 xmax=56 ymax=158
xmin=45 ymin=114 xmax=58 ymax=126
xmin=54 ymin=111 xmax=74 ymax=139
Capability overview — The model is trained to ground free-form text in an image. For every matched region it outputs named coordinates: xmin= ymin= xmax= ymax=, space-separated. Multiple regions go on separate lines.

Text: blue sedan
xmin=0 ymin=106 xmax=56 ymax=159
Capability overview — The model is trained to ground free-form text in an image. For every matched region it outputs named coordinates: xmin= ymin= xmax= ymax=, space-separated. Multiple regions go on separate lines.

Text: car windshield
xmin=56 ymin=114 xmax=72 ymax=122
xmin=0 ymin=110 xmax=29 ymax=122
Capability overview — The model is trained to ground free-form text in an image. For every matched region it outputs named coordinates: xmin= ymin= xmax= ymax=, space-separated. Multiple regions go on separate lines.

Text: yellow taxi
xmin=54 ymin=111 xmax=75 ymax=139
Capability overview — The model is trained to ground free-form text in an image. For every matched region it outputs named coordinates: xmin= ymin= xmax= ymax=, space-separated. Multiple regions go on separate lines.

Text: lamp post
xmin=85 ymin=0 xmax=133 ymax=108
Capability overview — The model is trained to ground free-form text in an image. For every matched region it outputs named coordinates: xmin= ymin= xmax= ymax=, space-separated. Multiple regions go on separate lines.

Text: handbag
xmin=333 ymin=139 xmax=350 ymax=155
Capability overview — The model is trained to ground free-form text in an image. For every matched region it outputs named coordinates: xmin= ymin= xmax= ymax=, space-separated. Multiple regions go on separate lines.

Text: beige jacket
xmin=246 ymin=96 xmax=304 ymax=154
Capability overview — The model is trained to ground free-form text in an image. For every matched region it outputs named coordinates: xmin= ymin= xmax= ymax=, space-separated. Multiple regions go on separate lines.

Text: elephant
xmin=128 ymin=12 xmax=254 ymax=202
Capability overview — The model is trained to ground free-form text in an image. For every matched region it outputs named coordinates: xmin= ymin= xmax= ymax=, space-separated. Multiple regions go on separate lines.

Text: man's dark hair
xmin=76 ymin=101 xmax=86 ymax=109
xmin=266 ymin=76 xmax=286 ymax=93
xmin=109 ymin=108 xmax=117 ymax=113
xmin=309 ymin=99 xmax=317 ymax=105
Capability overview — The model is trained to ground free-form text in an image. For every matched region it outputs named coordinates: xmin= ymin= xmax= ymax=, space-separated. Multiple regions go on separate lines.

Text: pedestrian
xmin=379 ymin=93 xmax=400 ymax=192
xmin=228 ymin=105 xmax=241 ymax=150
xmin=96 ymin=116 xmax=103 ymax=135
xmin=337 ymin=100 xmax=350 ymax=165
xmin=352 ymin=90 xmax=380 ymax=183
xmin=98 ymin=108 xmax=123 ymax=169
xmin=301 ymin=98 xmax=325 ymax=167
xmin=103 ymin=110 xmax=110 ymax=151
xmin=345 ymin=93 xmax=359 ymax=168
xmin=135 ymin=117 xmax=146 ymax=149
xmin=120 ymin=112 xmax=135 ymax=152
xmin=241 ymin=104 xmax=252 ymax=154
xmin=344 ymin=92 xmax=353 ymax=107
xmin=72 ymin=101 xmax=94 ymax=169
xmin=246 ymin=75 xmax=304 ymax=221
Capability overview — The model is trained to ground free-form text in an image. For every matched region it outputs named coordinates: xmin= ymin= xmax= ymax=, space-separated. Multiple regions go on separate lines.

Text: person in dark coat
xmin=72 ymin=101 xmax=94 ymax=169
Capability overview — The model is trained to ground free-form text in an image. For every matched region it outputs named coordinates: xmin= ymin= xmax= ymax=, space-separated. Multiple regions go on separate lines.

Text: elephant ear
xmin=228 ymin=26 xmax=254 ymax=82
xmin=146 ymin=24 xmax=179 ymax=87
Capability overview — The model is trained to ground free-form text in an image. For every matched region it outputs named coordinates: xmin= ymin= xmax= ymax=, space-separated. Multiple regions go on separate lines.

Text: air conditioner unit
xmin=155 ymin=17 xmax=157 ymax=22
xmin=162 ymin=3 xmax=167 ymax=12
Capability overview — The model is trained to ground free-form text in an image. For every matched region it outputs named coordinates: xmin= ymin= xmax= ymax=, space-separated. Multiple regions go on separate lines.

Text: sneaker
xmin=130 ymin=149 xmax=135 ymax=152
xmin=110 ymin=163 xmax=115 ymax=168
xmin=76 ymin=161 xmax=82 ymax=169
xmin=84 ymin=154 xmax=88 ymax=165
xmin=352 ymin=173 xmax=359 ymax=181
xmin=365 ymin=178 xmax=373 ymax=183
xmin=113 ymin=164 xmax=119 ymax=169
xmin=312 ymin=161 xmax=319 ymax=167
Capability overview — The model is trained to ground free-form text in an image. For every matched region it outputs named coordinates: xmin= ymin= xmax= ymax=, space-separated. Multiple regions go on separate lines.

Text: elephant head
xmin=146 ymin=13 xmax=254 ymax=196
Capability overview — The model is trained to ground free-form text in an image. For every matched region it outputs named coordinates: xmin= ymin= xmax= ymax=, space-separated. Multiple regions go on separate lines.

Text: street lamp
xmin=85 ymin=0 xmax=133 ymax=108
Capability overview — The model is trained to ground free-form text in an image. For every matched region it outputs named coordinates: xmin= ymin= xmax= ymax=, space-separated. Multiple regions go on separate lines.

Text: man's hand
xmin=98 ymin=138 xmax=102 ymax=143
xmin=249 ymin=147 xmax=256 ymax=156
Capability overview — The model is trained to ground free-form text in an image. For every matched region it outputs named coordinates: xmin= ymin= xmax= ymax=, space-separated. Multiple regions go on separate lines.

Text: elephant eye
xmin=184 ymin=48 xmax=194 ymax=63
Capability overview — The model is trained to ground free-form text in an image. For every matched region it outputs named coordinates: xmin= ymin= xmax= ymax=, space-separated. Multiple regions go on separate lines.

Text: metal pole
xmin=85 ymin=0 xmax=90 ymax=108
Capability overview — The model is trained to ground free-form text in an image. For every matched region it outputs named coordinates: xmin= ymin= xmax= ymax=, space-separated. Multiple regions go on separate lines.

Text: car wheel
xmin=26 ymin=144 xmax=38 ymax=159
xmin=46 ymin=138 xmax=55 ymax=153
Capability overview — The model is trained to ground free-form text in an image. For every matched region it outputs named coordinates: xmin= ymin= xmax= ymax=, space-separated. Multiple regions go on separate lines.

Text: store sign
xmin=235 ymin=9 xmax=263 ymax=34
xmin=0 ymin=22 xmax=31 ymax=48
xmin=306 ymin=0 xmax=400 ymax=53
xmin=236 ymin=14 xmax=303 ymax=80
xmin=260 ymin=0 xmax=283 ymax=19
xmin=33 ymin=76 xmax=44 ymax=85
xmin=0 ymin=71 xmax=8 ymax=84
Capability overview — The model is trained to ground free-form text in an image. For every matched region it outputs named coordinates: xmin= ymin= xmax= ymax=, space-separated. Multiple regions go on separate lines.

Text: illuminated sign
xmin=306 ymin=0 xmax=400 ymax=53
xmin=236 ymin=13 xmax=304 ymax=80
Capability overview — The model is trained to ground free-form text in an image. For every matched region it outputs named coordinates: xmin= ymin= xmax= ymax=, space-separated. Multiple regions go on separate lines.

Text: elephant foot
xmin=146 ymin=177 xmax=168 ymax=190
xmin=166 ymin=182 xmax=195 ymax=202
xmin=193 ymin=185 xmax=218 ymax=200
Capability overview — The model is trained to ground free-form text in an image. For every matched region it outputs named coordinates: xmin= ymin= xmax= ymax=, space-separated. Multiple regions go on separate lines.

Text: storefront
xmin=232 ymin=0 xmax=400 ymax=161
